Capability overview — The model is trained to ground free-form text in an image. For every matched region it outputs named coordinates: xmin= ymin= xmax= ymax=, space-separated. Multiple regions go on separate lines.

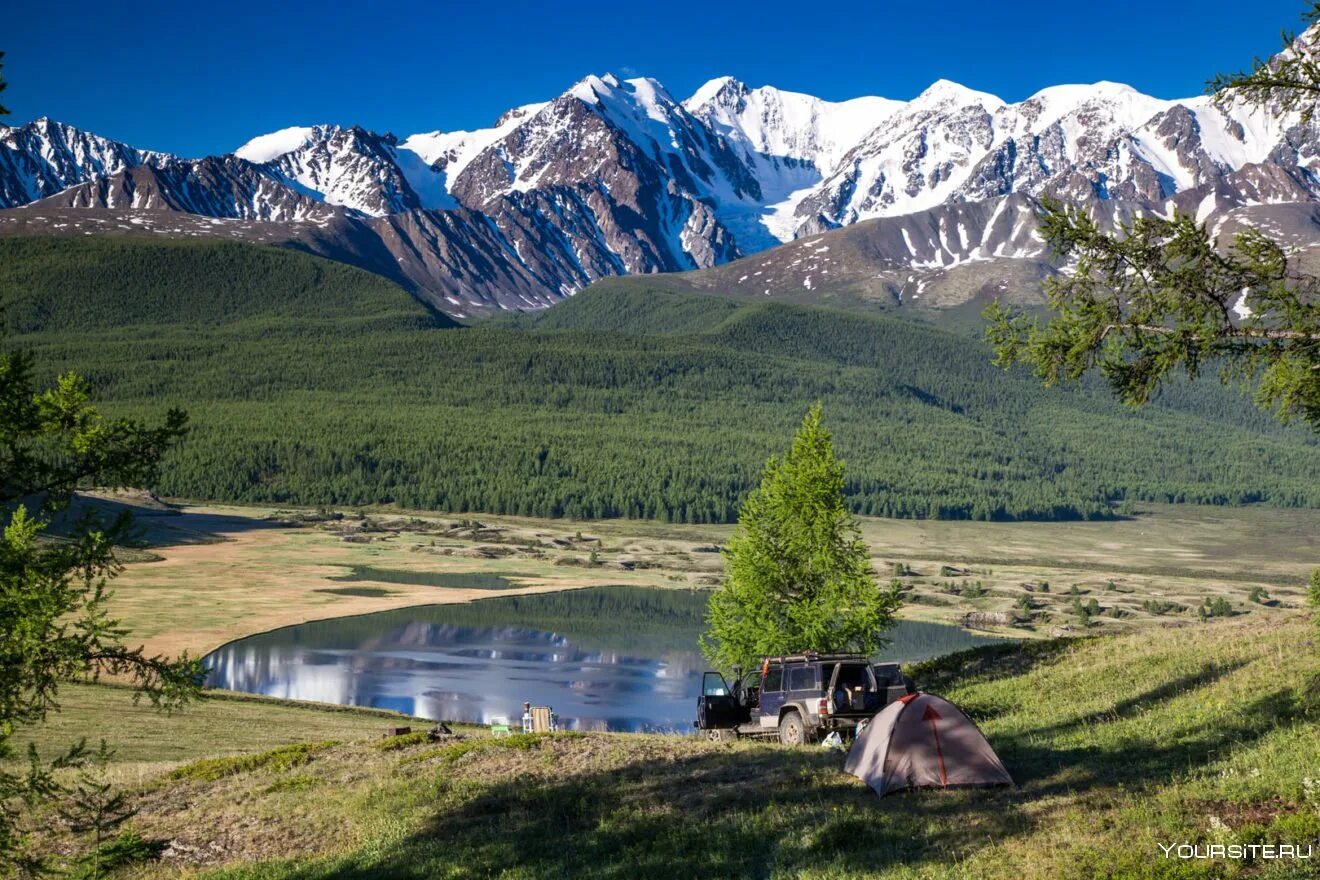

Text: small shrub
xmin=1201 ymin=596 xmax=1234 ymax=619
xmin=168 ymin=741 xmax=337 ymax=782
xmin=69 ymin=831 xmax=160 ymax=879
xmin=59 ymin=741 xmax=138 ymax=880
xmin=437 ymin=732 xmax=581 ymax=763
xmin=264 ymin=774 xmax=319 ymax=793
xmin=375 ymin=731 xmax=432 ymax=751
xmin=1247 ymin=586 xmax=1270 ymax=605
xmin=1141 ymin=599 xmax=1184 ymax=615
xmin=892 ymin=562 xmax=908 ymax=577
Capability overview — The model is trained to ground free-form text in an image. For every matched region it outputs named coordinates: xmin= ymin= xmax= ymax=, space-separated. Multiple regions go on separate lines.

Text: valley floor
xmin=97 ymin=496 xmax=1318 ymax=658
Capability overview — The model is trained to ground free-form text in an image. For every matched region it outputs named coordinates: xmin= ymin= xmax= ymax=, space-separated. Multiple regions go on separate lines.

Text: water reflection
xmin=203 ymin=587 xmax=1000 ymax=732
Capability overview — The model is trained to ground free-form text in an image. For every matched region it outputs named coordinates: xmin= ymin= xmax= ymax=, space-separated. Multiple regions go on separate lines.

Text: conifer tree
xmin=0 ymin=63 xmax=200 ymax=872
xmin=985 ymin=8 xmax=1320 ymax=431
xmin=702 ymin=405 xmax=900 ymax=670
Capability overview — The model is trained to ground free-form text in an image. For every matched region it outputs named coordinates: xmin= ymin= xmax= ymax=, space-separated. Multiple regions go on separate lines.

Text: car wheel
xmin=778 ymin=710 xmax=806 ymax=746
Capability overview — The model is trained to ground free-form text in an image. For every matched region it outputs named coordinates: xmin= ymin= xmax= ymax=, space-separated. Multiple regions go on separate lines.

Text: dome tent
xmin=845 ymin=693 xmax=1013 ymax=797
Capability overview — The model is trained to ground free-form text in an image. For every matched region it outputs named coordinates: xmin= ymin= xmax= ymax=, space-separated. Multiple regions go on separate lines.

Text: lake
xmin=203 ymin=585 xmax=1002 ymax=732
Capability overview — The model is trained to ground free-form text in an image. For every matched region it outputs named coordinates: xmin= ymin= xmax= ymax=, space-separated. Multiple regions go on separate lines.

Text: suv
xmin=695 ymin=653 xmax=913 ymax=745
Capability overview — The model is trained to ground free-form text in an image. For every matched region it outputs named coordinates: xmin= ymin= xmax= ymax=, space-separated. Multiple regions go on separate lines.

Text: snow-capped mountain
xmin=0 ymin=117 xmax=172 ymax=208
xmin=235 ymin=124 xmax=457 ymax=216
xmin=683 ymin=77 xmax=904 ymax=246
xmin=34 ymin=155 xmax=343 ymax=223
xmin=793 ymin=80 xmax=1303 ymax=234
xmin=4 ymin=51 xmax=1320 ymax=318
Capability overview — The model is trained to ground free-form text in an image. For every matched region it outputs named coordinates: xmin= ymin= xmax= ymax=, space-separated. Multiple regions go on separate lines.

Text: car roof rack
xmin=762 ymin=651 xmax=871 ymax=665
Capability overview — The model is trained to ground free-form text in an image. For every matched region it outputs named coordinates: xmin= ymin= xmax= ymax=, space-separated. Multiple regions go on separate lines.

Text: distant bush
xmin=1247 ymin=586 xmax=1271 ymax=605
xmin=1199 ymin=596 xmax=1234 ymax=620
xmin=960 ymin=581 xmax=988 ymax=599
xmin=1073 ymin=597 xmax=1102 ymax=627
xmin=1142 ymin=599 xmax=1185 ymax=616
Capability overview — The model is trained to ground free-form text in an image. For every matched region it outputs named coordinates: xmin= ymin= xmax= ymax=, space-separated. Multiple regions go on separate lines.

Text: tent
xmin=845 ymin=692 xmax=1013 ymax=797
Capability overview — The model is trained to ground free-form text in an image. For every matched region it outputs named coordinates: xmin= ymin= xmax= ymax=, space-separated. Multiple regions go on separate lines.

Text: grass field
xmin=5 ymin=685 xmax=431 ymax=790
xmin=97 ymin=496 xmax=1319 ymax=658
xmin=17 ymin=614 xmax=1318 ymax=878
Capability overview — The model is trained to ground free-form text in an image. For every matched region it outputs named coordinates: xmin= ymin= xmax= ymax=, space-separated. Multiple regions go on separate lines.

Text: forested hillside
xmin=5 ymin=237 xmax=1318 ymax=522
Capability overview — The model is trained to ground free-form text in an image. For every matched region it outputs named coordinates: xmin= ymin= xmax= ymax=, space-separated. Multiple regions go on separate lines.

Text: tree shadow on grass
xmin=302 ymin=746 xmax=1036 ymax=880
xmin=909 ymin=637 xmax=1080 ymax=695
xmin=1017 ymin=659 xmax=1249 ymax=741
xmin=999 ymin=686 xmax=1299 ymax=800
xmin=44 ymin=494 xmax=288 ymax=549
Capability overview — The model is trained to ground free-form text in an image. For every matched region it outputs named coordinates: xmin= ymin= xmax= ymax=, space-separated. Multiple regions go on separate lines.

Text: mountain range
xmin=3 ymin=63 xmax=1319 ymax=318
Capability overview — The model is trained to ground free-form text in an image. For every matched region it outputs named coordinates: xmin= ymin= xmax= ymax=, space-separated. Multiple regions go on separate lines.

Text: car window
xmin=873 ymin=665 xmax=900 ymax=686
xmin=787 ymin=666 xmax=816 ymax=691
xmin=836 ymin=664 xmax=870 ymax=688
xmin=761 ymin=667 xmax=783 ymax=692
xmin=702 ymin=672 xmax=729 ymax=697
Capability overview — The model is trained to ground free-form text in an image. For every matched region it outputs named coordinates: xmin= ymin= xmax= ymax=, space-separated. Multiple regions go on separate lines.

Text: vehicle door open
xmin=696 ymin=671 xmax=740 ymax=730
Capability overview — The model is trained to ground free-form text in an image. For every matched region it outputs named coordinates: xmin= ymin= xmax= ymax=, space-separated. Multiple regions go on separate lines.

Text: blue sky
xmin=4 ymin=0 xmax=1309 ymax=157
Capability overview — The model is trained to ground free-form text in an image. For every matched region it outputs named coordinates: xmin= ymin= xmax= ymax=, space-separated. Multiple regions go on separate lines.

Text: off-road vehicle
xmin=695 ymin=652 xmax=914 ymax=744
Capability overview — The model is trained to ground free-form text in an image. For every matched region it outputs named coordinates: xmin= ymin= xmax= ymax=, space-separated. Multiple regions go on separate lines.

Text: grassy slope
xmin=6 ymin=236 xmax=1320 ymax=523
xmin=31 ymin=615 xmax=1312 ymax=879
xmin=6 ymin=684 xmax=427 ymax=789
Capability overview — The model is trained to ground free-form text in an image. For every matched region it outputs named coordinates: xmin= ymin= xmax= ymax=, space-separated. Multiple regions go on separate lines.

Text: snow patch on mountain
xmin=399 ymin=102 xmax=548 ymax=189
xmin=234 ymin=126 xmax=317 ymax=163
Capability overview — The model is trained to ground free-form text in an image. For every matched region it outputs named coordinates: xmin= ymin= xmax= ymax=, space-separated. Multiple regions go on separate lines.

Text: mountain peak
xmin=686 ymin=76 xmax=746 ymax=109
xmin=569 ymin=74 xmax=614 ymax=104
xmin=1020 ymin=81 xmax=1174 ymax=131
xmin=913 ymin=79 xmax=1005 ymax=109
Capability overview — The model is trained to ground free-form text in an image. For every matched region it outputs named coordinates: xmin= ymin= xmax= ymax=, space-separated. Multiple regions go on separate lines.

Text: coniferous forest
xmin=5 ymin=236 xmax=1318 ymax=523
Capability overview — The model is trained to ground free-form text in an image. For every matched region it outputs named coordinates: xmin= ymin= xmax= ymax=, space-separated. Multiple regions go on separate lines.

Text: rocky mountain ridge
xmin=3 ymin=60 xmax=1318 ymax=318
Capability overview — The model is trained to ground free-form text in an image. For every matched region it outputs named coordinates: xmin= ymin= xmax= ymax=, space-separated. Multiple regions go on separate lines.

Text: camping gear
xmin=845 ymin=692 xmax=1013 ymax=797
xmin=530 ymin=706 xmax=553 ymax=733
